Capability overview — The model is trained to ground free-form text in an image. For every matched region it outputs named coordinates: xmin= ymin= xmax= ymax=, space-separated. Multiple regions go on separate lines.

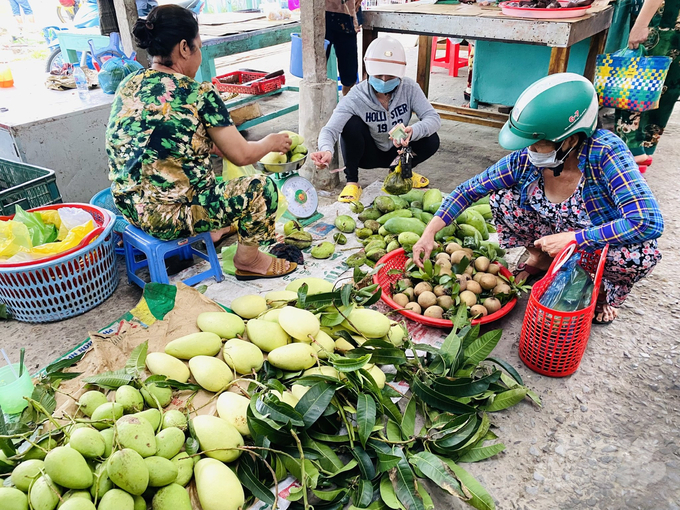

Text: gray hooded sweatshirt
xmin=317 ymin=77 xmax=441 ymax=154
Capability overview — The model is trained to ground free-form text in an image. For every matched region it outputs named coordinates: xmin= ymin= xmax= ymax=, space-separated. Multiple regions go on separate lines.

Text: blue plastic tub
xmin=290 ymin=33 xmax=330 ymax=79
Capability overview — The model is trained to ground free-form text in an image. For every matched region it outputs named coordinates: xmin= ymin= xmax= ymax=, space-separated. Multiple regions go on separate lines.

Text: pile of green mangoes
xmin=0 ymin=278 xmax=405 ymax=510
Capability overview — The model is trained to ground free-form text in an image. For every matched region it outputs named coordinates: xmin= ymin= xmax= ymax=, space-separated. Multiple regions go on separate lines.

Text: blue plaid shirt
xmin=435 ymin=129 xmax=664 ymax=250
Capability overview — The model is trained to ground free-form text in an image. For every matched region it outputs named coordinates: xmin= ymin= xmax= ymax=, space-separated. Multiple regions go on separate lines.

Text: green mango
xmin=410 ymin=200 xmax=423 ymax=209
xmin=44 ymin=447 xmax=92 ymax=490
xmin=355 ymin=227 xmax=372 ymax=239
xmin=90 ymin=402 xmax=124 ymax=430
xmin=364 ymin=239 xmax=386 ymax=253
xmin=165 ymin=332 xmax=222 ymax=359
xmin=196 ymin=311 xmax=245 ymax=339
xmin=344 ymin=252 xmax=366 ymax=267
xmin=155 ymin=427 xmax=185 ymax=460
xmin=11 ymin=459 xmax=44 ymax=492
xmin=114 ymin=385 xmax=144 ymax=414
xmin=98 ymin=489 xmax=134 ymax=510
xmin=162 ymin=409 xmax=187 ymax=431
xmin=345 ymin=309 xmax=391 ymax=338
xmin=116 ymin=415 xmax=157 ymax=457
xmin=366 ymin=248 xmax=386 ymax=262
xmin=77 ymin=391 xmax=108 ymax=418
xmin=141 ymin=383 xmax=172 ymax=409
xmin=423 ymin=188 xmax=443 ymax=214
xmin=107 ymin=449 xmax=149 ymax=496
xmin=357 ymin=207 xmax=381 ymax=222
xmin=374 ymin=196 xmax=395 ymax=214
xmin=284 ymin=230 xmax=313 ymax=249
xmin=22 ymin=437 xmax=57 ymax=461
xmin=171 ymin=452 xmax=194 ymax=487
xmin=311 ymin=241 xmax=335 ymax=259
xmin=223 ymin=338 xmax=264 ymax=374
xmin=399 ymin=189 xmax=426 ymax=204
xmin=267 ymin=343 xmax=317 ymax=371
xmin=383 ymin=217 xmax=426 ymax=236
xmin=398 ymin=232 xmax=420 ymax=249
xmin=188 ymin=355 xmax=234 ymax=393
xmin=194 ymin=458 xmax=245 ymax=510
xmin=192 ymin=415 xmax=244 ymax=463
xmin=134 ymin=408 xmax=162 ymax=431
xmin=152 ymin=484 xmax=191 ymax=510
xmin=68 ymin=428 xmax=105 ymax=459
xmin=29 ymin=475 xmax=61 ymax=510
xmin=145 ymin=456 xmax=178 ymax=487
xmin=58 ymin=498 xmax=95 ymax=510
xmin=334 ymin=215 xmax=356 ymax=233
xmin=434 ymin=224 xmax=457 ymax=242
xmin=377 ymin=209 xmax=412 ymax=225
xmin=246 ymin=319 xmax=290 ymax=352
xmin=390 ymin=195 xmax=409 ymax=209
xmin=0 ymin=487 xmax=28 ymax=510
xmin=349 ymin=200 xmax=364 ymax=213
xmin=89 ymin=462 xmax=113 ymax=500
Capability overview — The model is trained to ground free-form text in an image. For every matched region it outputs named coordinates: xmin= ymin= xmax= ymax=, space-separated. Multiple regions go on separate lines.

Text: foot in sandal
xmin=233 ymin=249 xmax=297 ymax=280
xmin=593 ymin=302 xmax=618 ymax=324
xmin=339 ymin=183 xmax=362 ymax=203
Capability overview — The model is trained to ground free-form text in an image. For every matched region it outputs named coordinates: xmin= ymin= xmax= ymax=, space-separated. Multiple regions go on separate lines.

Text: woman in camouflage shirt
xmin=106 ymin=5 xmax=296 ymax=279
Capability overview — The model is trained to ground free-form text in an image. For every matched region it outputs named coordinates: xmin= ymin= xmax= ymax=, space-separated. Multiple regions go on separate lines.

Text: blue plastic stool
xmin=123 ymin=225 xmax=223 ymax=288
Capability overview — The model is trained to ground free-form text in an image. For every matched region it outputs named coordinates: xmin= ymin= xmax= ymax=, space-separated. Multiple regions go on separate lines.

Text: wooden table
xmin=362 ymin=2 xmax=613 ymax=128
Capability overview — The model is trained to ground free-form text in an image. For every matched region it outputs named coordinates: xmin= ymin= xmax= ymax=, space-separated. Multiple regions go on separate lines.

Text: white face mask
xmin=527 ymin=140 xmax=578 ymax=173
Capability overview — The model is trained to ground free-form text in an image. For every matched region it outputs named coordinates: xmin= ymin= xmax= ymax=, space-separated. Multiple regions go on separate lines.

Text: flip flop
xmin=513 ymin=262 xmax=546 ymax=285
xmin=212 ymin=226 xmax=236 ymax=250
xmin=592 ymin=298 xmax=615 ymax=325
xmin=411 ymin=172 xmax=429 ymax=188
xmin=638 ymin=165 xmax=647 ymax=174
xmin=339 ymin=184 xmax=362 ymax=203
xmin=235 ymin=258 xmax=298 ymax=281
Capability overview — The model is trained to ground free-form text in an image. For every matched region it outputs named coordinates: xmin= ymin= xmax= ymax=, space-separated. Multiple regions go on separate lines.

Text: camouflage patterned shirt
xmin=106 ymin=69 xmax=233 ymax=236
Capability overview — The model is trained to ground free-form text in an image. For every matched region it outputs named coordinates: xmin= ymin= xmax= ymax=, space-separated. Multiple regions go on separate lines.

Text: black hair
xmin=132 ymin=5 xmax=199 ymax=66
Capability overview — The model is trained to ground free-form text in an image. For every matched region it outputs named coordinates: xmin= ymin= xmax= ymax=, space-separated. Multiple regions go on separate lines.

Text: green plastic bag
xmin=13 ymin=205 xmax=58 ymax=247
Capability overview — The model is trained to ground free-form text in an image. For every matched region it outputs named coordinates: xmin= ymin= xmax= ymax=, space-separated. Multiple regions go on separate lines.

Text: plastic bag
xmin=58 ymin=207 xmax=94 ymax=232
xmin=383 ymin=161 xmax=412 ymax=195
xmin=29 ymin=220 xmax=95 ymax=257
xmin=0 ymin=221 xmax=32 ymax=259
xmin=13 ymin=205 xmax=57 ymax=247
xmin=539 ymin=252 xmax=594 ymax=312
xmin=98 ymin=57 xmax=143 ymax=94
xmin=223 ymin=159 xmax=259 ymax=181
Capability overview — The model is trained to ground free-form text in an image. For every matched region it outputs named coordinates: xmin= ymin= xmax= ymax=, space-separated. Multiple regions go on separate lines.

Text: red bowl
xmin=373 ymin=248 xmax=518 ymax=329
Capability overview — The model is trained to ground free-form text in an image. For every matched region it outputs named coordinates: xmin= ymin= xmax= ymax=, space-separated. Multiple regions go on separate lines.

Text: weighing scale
xmin=254 ymin=156 xmax=322 ymax=226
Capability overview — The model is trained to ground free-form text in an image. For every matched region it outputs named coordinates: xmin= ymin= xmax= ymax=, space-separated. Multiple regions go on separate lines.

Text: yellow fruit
xmin=279 ymin=130 xmax=304 ymax=149
xmin=58 ymin=494 xmax=95 ymax=509
xmin=155 ymin=427 xmax=185 ymax=460
xmin=387 ymin=323 xmax=406 ymax=347
xmin=141 ymin=383 xmax=172 ymax=409
xmin=144 ymin=456 xmax=178 ymax=487
xmin=165 ymin=332 xmax=222 ymax=359
xmin=334 ymin=338 xmax=354 ymax=353
xmin=90 ymin=402 xmax=124 ymax=430
xmin=195 ymin=458 xmax=245 ymax=510
xmin=107 ymin=449 xmax=149 ymax=496
xmin=197 ymin=312 xmax=245 ymax=338
xmin=291 ymin=384 xmax=310 ymax=400
xmin=345 ymin=308 xmax=391 ymax=338
xmin=459 ymin=290 xmax=477 ymax=307
xmin=367 ymin=366 xmax=386 ymax=389
xmin=77 ymin=391 xmax=108 ymax=418
xmin=271 ymin=390 xmax=299 ymax=408
xmin=216 ymin=392 xmax=251 ymax=437
xmin=192 ymin=415 xmax=244 ymax=463
xmin=0 ymin=488 xmax=28 ymax=510
xmin=114 ymin=385 xmax=144 ymax=413
xmin=152 ymin=484 xmax=191 ymax=510
xmin=267 ymin=343 xmax=317 ymax=371
xmin=264 ymin=290 xmax=298 ymax=306
xmin=116 ymin=415 xmax=157 ymax=458
xmin=278 ymin=306 xmax=320 ymax=342
xmin=230 ymin=295 xmax=267 ymax=319
xmin=223 ymin=338 xmax=264 ymax=374
xmin=11 ymin=459 xmax=44 ymax=492
xmin=145 ymin=352 xmax=190 ymax=383
xmin=44 ymin=447 xmax=92 ymax=490
xmin=161 ymin=410 xmax=187 ymax=431
xmin=261 ymin=308 xmax=282 ymax=323
xmin=69 ymin=428 xmax=105 ymax=459
xmin=246 ymin=319 xmax=290 ymax=352
xmin=285 ymin=277 xmax=334 ymax=295
xmin=303 ymin=366 xmax=340 ymax=379
xmin=260 ymin=151 xmax=287 ymax=170
xmin=188 ymin=356 xmax=233 ymax=393
xmin=171 ymin=452 xmax=194 ymax=486
xmin=311 ymin=330 xmax=335 ymax=359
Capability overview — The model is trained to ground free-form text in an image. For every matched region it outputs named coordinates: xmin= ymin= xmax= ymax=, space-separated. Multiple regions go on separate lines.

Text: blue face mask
xmin=369 ymin=76 xmax=400 ymax=94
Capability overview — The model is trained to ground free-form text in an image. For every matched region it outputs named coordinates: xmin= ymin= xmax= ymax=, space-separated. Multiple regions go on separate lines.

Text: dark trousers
xmin=340 ymin=115 xmax=440 ymax=183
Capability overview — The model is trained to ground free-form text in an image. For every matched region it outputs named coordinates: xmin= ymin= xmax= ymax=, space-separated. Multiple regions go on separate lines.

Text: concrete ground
xmin=2 ymin=36 xmax=679 ymax=510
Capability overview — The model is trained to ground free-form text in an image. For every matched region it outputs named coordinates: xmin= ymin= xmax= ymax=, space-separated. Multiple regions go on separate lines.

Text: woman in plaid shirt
xmin=413 ymin=74 xmax=663 ymax=324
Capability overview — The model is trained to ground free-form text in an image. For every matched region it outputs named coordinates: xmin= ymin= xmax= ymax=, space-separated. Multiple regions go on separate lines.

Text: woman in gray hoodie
xmin=311 ymin=36 xmax=442 ymax=203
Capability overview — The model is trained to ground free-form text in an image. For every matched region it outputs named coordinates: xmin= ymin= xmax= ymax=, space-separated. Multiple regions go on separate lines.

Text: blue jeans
xmin=8 ymin=0 xmax=33 ymax=16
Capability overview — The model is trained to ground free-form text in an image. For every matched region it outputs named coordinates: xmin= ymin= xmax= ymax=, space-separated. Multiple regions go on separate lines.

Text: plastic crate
xmin=212 ymin=71 xmax=285 ymax=95
xmin=373 ymin=248 xmax=517 ymax=328
xmin=519 ymin=242 xmax=608 ymax=377
xmin=0 ymin=208 xmax=119 ymax=323
xmin=0 ymin=159 xmax=62 ymax=216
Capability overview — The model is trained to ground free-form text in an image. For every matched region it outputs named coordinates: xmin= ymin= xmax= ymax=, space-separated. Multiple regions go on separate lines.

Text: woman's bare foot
xmin=210 ymin=225 xmax=234 ymax=243
xmin=594 ymin=303 xmax=618 ymax=323
xmin=515 ymin=248 xmax=552 ymax=283
xmin=233 ymin=244 xmax=290 ymax=275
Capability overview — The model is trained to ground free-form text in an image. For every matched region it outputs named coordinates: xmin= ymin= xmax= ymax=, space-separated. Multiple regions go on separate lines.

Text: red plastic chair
xmin=430 ymin=38 xmax=468 ymax=78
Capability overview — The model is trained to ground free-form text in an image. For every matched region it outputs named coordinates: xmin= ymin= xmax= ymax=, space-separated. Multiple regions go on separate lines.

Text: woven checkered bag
xmin=594 ymin=48 xmax=672 ymax=112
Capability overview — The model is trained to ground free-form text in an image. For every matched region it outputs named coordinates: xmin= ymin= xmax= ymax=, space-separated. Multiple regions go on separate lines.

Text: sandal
xmin=235 ymin=258 xmax=297 ymax=281
xmin=211 ymin=226 xmax=236 ymax=250
xmin=513 ymin=262 xmax=546 ymax=285
xmin=411 ymin=171 xmax=429 ymax=188
xmin=592 ymin=296 xmax=615 ymax=325
xmin=339 ymin=184 xmax=362 ymax=203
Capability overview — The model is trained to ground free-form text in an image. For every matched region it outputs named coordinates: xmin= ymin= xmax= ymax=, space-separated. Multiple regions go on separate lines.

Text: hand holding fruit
xmin=412 ymin=231 xmax=436 ymax=269
xmin=267 ymin=133 xmax=292 ymax=154
xmin=311 ymin=150 xmax=333 ymax=169
xmin=534 ymin=231 xmax=576 ymax=257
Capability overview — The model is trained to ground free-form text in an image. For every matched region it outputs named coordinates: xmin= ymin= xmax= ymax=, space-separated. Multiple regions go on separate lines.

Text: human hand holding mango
xmin=266 ymin=133 xmax=292 ymax=154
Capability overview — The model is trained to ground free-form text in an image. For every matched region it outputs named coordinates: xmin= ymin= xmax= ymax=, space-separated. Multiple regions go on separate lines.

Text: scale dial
xmin=280 ymin=175 xmax=319 ymax=219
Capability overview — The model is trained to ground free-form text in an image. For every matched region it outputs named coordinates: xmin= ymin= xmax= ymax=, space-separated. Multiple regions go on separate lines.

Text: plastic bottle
xmin=73 ymin=64 xmax=89 ymax=101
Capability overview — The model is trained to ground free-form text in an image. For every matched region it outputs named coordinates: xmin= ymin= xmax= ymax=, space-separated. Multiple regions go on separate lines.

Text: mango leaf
xmin=401 ymin=397 xmax=417 ymax=438
xmin=432 ymin=415 xmax=479 ymax=453
xmin=295 ymin=382 xmax=336 ymax=428
xmin=308 ymin=431 xmax=351 ymax=443
xmin=341 ymin=284 xmax=353 ymax=307
xmin=380 ymin=474 xmax=406 ymax=510
xmin=456 ymin=443 xmax=506 ymax=463
xmin=432 ymin=371 xmax=501 ymax=398
xmin=247 ymin=399 xmax=290 ymax=445
xmin=82 ymin=369 xmax=133 ymax=390
xmin=386 ymin=419 xmax=402 ymax=442
xmin=375 ymin=450 xmax=402 ymax=473
xmin=314 ymin=488 xmax=348 ymax=503
xmin=526 ymin=388 xmax=542 ymax=407
xmin=0 ymin=410 xmax=16 ymax=457
xmin=415 ymin=480 xmax=434 ymax=510
xmin=43 ymin=352 xmax=85 ymax=381
xmin=125 ymin=340 xmax=148 ymax=376
xmin=457 ymin=413 xmax=490 ymax=452
xmin=360 ymin=286 xmax=383 ymax=307
xmin=184 ymin=437 xmax=200 ymax=456
xmin=237 ymin=454 xmax=276 ymax=506
xmin=411 ymin=378 xmax=475 ymax=415
xmin=297 ymin=283 xmax=309 ymax=308
xmin=274 ymin=454 xmax=288 ymax=481
xmin=353 ymin=479 xmax=374 ymax=507
xmin=463 ymin=330 xmax=502 ymax=367
xmin=348 ymin=347 xmax=406 ymax=366
xmin=389 ymin=449 xmax=424 ymax=510
xmin=485 ymin=357 xmax=523 ymax=385
xmin=351 ymin=445 xmax=376 ymax=481
xmin=332 ymin=354 xmax=372 ymax=372
xmin=301 ymin=435 xmax=344 ymax=473
xmin=485 ymin=388 xmax=527 ymax=412
xmin=327 ymin=459 xmax=359 ymax=480
xmin=146 ymin=375 xmax=201 ymax=392
xmin=438 ymin=457 xmax=495 ymax=510
xmin=460 ymin=324 xmax=480 ymax=350
xmin=357 ymin=394 xmax=377 ymax=449
xmin=409 ymin=451 xmax=464 ymax=498
xmin=30 ymin=385 xmax=57 ymax=416
xmin=282 ymin=455 xmax=319 ymax=489
xmin=257 ymin=393 xmax=304 ymax=427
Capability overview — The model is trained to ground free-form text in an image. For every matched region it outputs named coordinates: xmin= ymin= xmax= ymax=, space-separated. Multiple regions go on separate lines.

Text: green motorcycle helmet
xmin=499 ymin=73 xmax=599 ymax=151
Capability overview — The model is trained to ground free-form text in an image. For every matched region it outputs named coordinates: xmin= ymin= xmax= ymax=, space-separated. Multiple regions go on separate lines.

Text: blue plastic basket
xmin=90 ymin=188 xmax=129 ymax=234
xmin=0 ymin=208 xmax=119 ymax=323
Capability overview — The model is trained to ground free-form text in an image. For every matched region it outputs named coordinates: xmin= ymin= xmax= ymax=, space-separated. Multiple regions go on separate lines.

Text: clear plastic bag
xmin=58 ymin=207 xmax=94 ymax=232
xmin=13 ymin=205 xmax=58 ymax=246
xmin=539 ymin=252 xmax=594 ymax=312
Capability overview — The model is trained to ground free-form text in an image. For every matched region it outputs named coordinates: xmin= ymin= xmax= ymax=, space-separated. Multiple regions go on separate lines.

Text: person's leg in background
xmin=325 ymin=11 xmax=359 ymax=96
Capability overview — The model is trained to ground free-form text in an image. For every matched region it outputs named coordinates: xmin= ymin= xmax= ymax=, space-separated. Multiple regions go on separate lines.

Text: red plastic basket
xmin=0 ymin=203 xmax=109 ymax=268
xmin=373 ymin=248 xmax=518 ymax=329
xmin=519 ymin=241 xmax=609 ymax=377
xmin=212 ymin=71 xmax=286 ymax=95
